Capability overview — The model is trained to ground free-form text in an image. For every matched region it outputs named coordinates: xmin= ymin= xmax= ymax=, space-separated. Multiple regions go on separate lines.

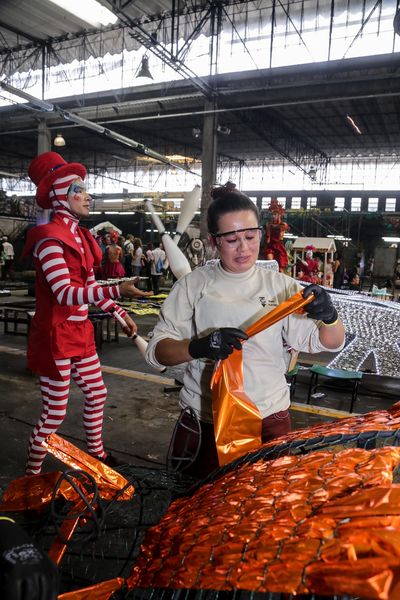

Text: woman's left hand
xmin=303 ymin=284 xmax=338 ymax=324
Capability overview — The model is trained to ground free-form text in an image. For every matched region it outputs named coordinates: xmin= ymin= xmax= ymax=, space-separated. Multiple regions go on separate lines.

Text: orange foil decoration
xmin=211 ymin=290 xmax=314 ymax=465
xmin=42 ymin=433 xmax=134 ymax=501
xmin=0 ymin=471 xmax=80 ymax=512
xmin=58 ymin=577 xmax=125 ymax=600
xmin=128 ymin=446 xmax=400 ymax=599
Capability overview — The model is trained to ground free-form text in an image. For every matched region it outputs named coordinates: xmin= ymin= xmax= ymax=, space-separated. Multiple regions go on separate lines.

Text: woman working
xmin=146 ymin=183 xmax=345 ymax=479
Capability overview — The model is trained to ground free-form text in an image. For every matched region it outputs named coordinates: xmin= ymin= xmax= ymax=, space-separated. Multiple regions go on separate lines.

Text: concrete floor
xmin=0 ymin=287 xmax=398 ymax=495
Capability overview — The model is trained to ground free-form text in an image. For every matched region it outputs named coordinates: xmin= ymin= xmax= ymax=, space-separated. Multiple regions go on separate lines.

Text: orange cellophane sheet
xmin=58 ymin=577 xmax=125 ymax=600
xmin=128 ymin=446 xmax=400 ymax=599
xmin=211 ymin=290 xmax=314 ymax=466
xmin=0 ymin=471 xmax=80 ymax=512
xmin=43 ymin=433 xmax=134 ymax=501
xmin=48 ymin=498 xmax=86 ymax=566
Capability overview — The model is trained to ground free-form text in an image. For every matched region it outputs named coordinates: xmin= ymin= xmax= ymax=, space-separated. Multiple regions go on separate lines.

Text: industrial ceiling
xmin=1 ymin=0 xmax=400 ymax=185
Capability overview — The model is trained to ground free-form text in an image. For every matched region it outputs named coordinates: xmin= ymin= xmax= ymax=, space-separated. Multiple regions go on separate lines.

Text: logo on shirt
xmin=258 ymin=297 xmax=277 ymax=307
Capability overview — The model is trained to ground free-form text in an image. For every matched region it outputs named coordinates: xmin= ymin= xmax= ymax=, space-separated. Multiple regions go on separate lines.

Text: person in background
xmin=23 ymin=151 xmax=141 ymax=474
xmin=123 ymin=233 xmax=134 ymax=277
xmin=0 ymin=238 xmax=5 ymax=278
xmin=146 ymin=241 xmax=166 ymax=295
xmin=0 ymin=516 xmax=58 ymax=600
xmin=346 ymin=269 xmax=361 ymax=291
xmin=1 ymin=235 xmax=15 ymax=281
xmin=102 ymin=233 xmax=125 ymax=279
xmin=325 ymin=256 xmax=334 ymax=287
xmin=132 ymin=237 xmax=144 ymax=277
xmin=146 ymin=182 xmax=345 ymax=479
xmin=333 ymin=251 xmax=345 ymax=289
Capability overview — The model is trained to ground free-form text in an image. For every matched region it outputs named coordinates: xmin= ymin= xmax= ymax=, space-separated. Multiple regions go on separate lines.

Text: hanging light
xmin=308 ymin=166 xmax=317 ymax=181
xmin=136 ymin=55 xmax=153 ymax=80
xmin=53 ymin=133 xmax=66 ymax=147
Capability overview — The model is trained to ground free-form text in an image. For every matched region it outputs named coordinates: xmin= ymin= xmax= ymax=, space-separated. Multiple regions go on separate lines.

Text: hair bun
xmin=210 ymin=181 xmax=237 ymax=200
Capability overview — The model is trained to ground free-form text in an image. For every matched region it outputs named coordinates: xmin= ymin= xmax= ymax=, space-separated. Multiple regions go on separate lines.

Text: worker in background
xmin=1 ymin=235 xmax=15 ymax=281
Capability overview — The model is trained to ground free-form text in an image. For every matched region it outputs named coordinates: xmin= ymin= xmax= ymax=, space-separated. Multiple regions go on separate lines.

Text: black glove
xmin=188 ymin=327 xmax=249 ymax=360
xmin=303 ymin=284 xmax=338 ymax=324
xmin=0 ymin=519 xmax=58 ymax=600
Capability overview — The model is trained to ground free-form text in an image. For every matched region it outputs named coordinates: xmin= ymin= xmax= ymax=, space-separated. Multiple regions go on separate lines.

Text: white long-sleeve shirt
xmin=146 ymin=262 xmax=344 ymax=422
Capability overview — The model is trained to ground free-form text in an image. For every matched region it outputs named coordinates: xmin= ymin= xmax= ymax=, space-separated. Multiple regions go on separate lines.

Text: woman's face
xmin=211 ymin=210 xmax=261 ymax=273
xmin=67 ymin=178 xmax=92 ymax=218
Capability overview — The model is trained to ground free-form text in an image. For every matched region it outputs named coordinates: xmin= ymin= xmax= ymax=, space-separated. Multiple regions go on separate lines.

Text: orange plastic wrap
xmin=128 ymin=446 xmax=400 ymax=599
xmin=43 ymin=433 xmax=134 ymax=501
xmin=211 ymin=290 xmax=314 ymax=465
xmin=58 ymin=577 xmax=125 ymax=600
xmin=48 ymin=498 xmax=86 ymax=566
xmin=0 ymin=471 xmax=79 ymax=512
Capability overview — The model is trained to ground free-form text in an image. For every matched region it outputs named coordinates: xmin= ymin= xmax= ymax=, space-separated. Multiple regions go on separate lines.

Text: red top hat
xmin=28 ymin=151 xmax=87 ymax=209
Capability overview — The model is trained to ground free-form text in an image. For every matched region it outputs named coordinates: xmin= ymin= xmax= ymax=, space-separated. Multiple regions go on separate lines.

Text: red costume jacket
xmin=23 ymin=214 xmax=103 ymax=380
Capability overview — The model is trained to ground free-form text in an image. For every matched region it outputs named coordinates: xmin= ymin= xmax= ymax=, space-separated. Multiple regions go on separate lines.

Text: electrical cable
xmin=50 ymin=469 xmax=105 ymax=545
xmin=166 ymin=405 xmax=202 ymax=474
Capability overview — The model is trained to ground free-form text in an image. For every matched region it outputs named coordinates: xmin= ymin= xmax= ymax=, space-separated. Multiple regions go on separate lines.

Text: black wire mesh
xmin=4 ymin=428 xmax=400 ymax=599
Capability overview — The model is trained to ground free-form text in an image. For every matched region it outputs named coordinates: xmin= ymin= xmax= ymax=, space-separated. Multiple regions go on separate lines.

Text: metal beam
xmin=0 ymin=20 xmax=43 ymax=43
xmin=234 ymin=108 xmax=329 ymax=178
xmin=103 ymin=0 xmax=216 ymax=98
xmin=0 ymin=81 xmax=199 ymax=176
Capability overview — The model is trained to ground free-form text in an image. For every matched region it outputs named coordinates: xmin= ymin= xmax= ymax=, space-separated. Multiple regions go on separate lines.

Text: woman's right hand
xmin=188 ymin=327 xmax=249 ymax=360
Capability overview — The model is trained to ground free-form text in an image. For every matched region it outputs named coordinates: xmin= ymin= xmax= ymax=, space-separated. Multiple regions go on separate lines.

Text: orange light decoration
xmin=211 ymin=290 xmax=314 ymax=465
xmin=128 ymin=447 xmax=400 ymax=598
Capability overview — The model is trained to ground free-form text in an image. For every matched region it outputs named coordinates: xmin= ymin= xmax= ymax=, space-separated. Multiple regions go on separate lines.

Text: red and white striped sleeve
xmin=86 ymin=270 xmax=128 ymax=319
xmin=34 ymin=238 xmax=122 ymax=306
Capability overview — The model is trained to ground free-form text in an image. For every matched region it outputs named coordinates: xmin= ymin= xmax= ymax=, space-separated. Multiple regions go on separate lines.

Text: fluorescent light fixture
xmin=119 ymin=211 xmax=135 ymax=215
xmin=194 ymin=211 xmax=201 ymax=214
xmin=382 ymin=237 xmax=400 ymax=242
xmin=165 ymin=211 xmax=181 ymax=215
xmin=104 ymin=199 xmax=123 ymax=203
xmin=161 ymin=198 xmax=182 ymax=202
xmin=47 ymin=0 xmax=118 ymax=26
xmin=346 ymin=114 xmax=362 ymax=135
xmin=130 ymin=198 xmax=144 ymax=202
xmin=0 ymin=171 xmax=20 ymax=178
xmin=89 ymin=211 xmax=101 ymax=214
xmin=0 ymin=81 xmax=54 ymax=111
xmin=146 ymin=229 xmax=159 ymax=232
xmin=104 ymin=211 xmax=119 ymax=214
xmin=145 ymin=211 xmax=163 ymax=215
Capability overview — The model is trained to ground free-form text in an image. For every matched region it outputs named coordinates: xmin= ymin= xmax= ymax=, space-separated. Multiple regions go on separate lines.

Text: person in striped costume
xmin=23 ymin=152 xmax=140 ymax=474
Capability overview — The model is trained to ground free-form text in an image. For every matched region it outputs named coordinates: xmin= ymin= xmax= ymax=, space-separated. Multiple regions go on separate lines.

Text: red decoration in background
xmin=264 ymin=199 xmax=289 ymax=271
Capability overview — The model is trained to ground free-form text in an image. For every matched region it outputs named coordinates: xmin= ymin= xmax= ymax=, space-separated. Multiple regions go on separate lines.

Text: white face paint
xmin=67 ymin=177 xmax=92 ymax=218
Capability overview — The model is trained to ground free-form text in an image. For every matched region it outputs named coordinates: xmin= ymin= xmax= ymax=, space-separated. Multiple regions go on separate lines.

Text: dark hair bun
xmin=210 ymin=181 xmax=237 ymax=200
